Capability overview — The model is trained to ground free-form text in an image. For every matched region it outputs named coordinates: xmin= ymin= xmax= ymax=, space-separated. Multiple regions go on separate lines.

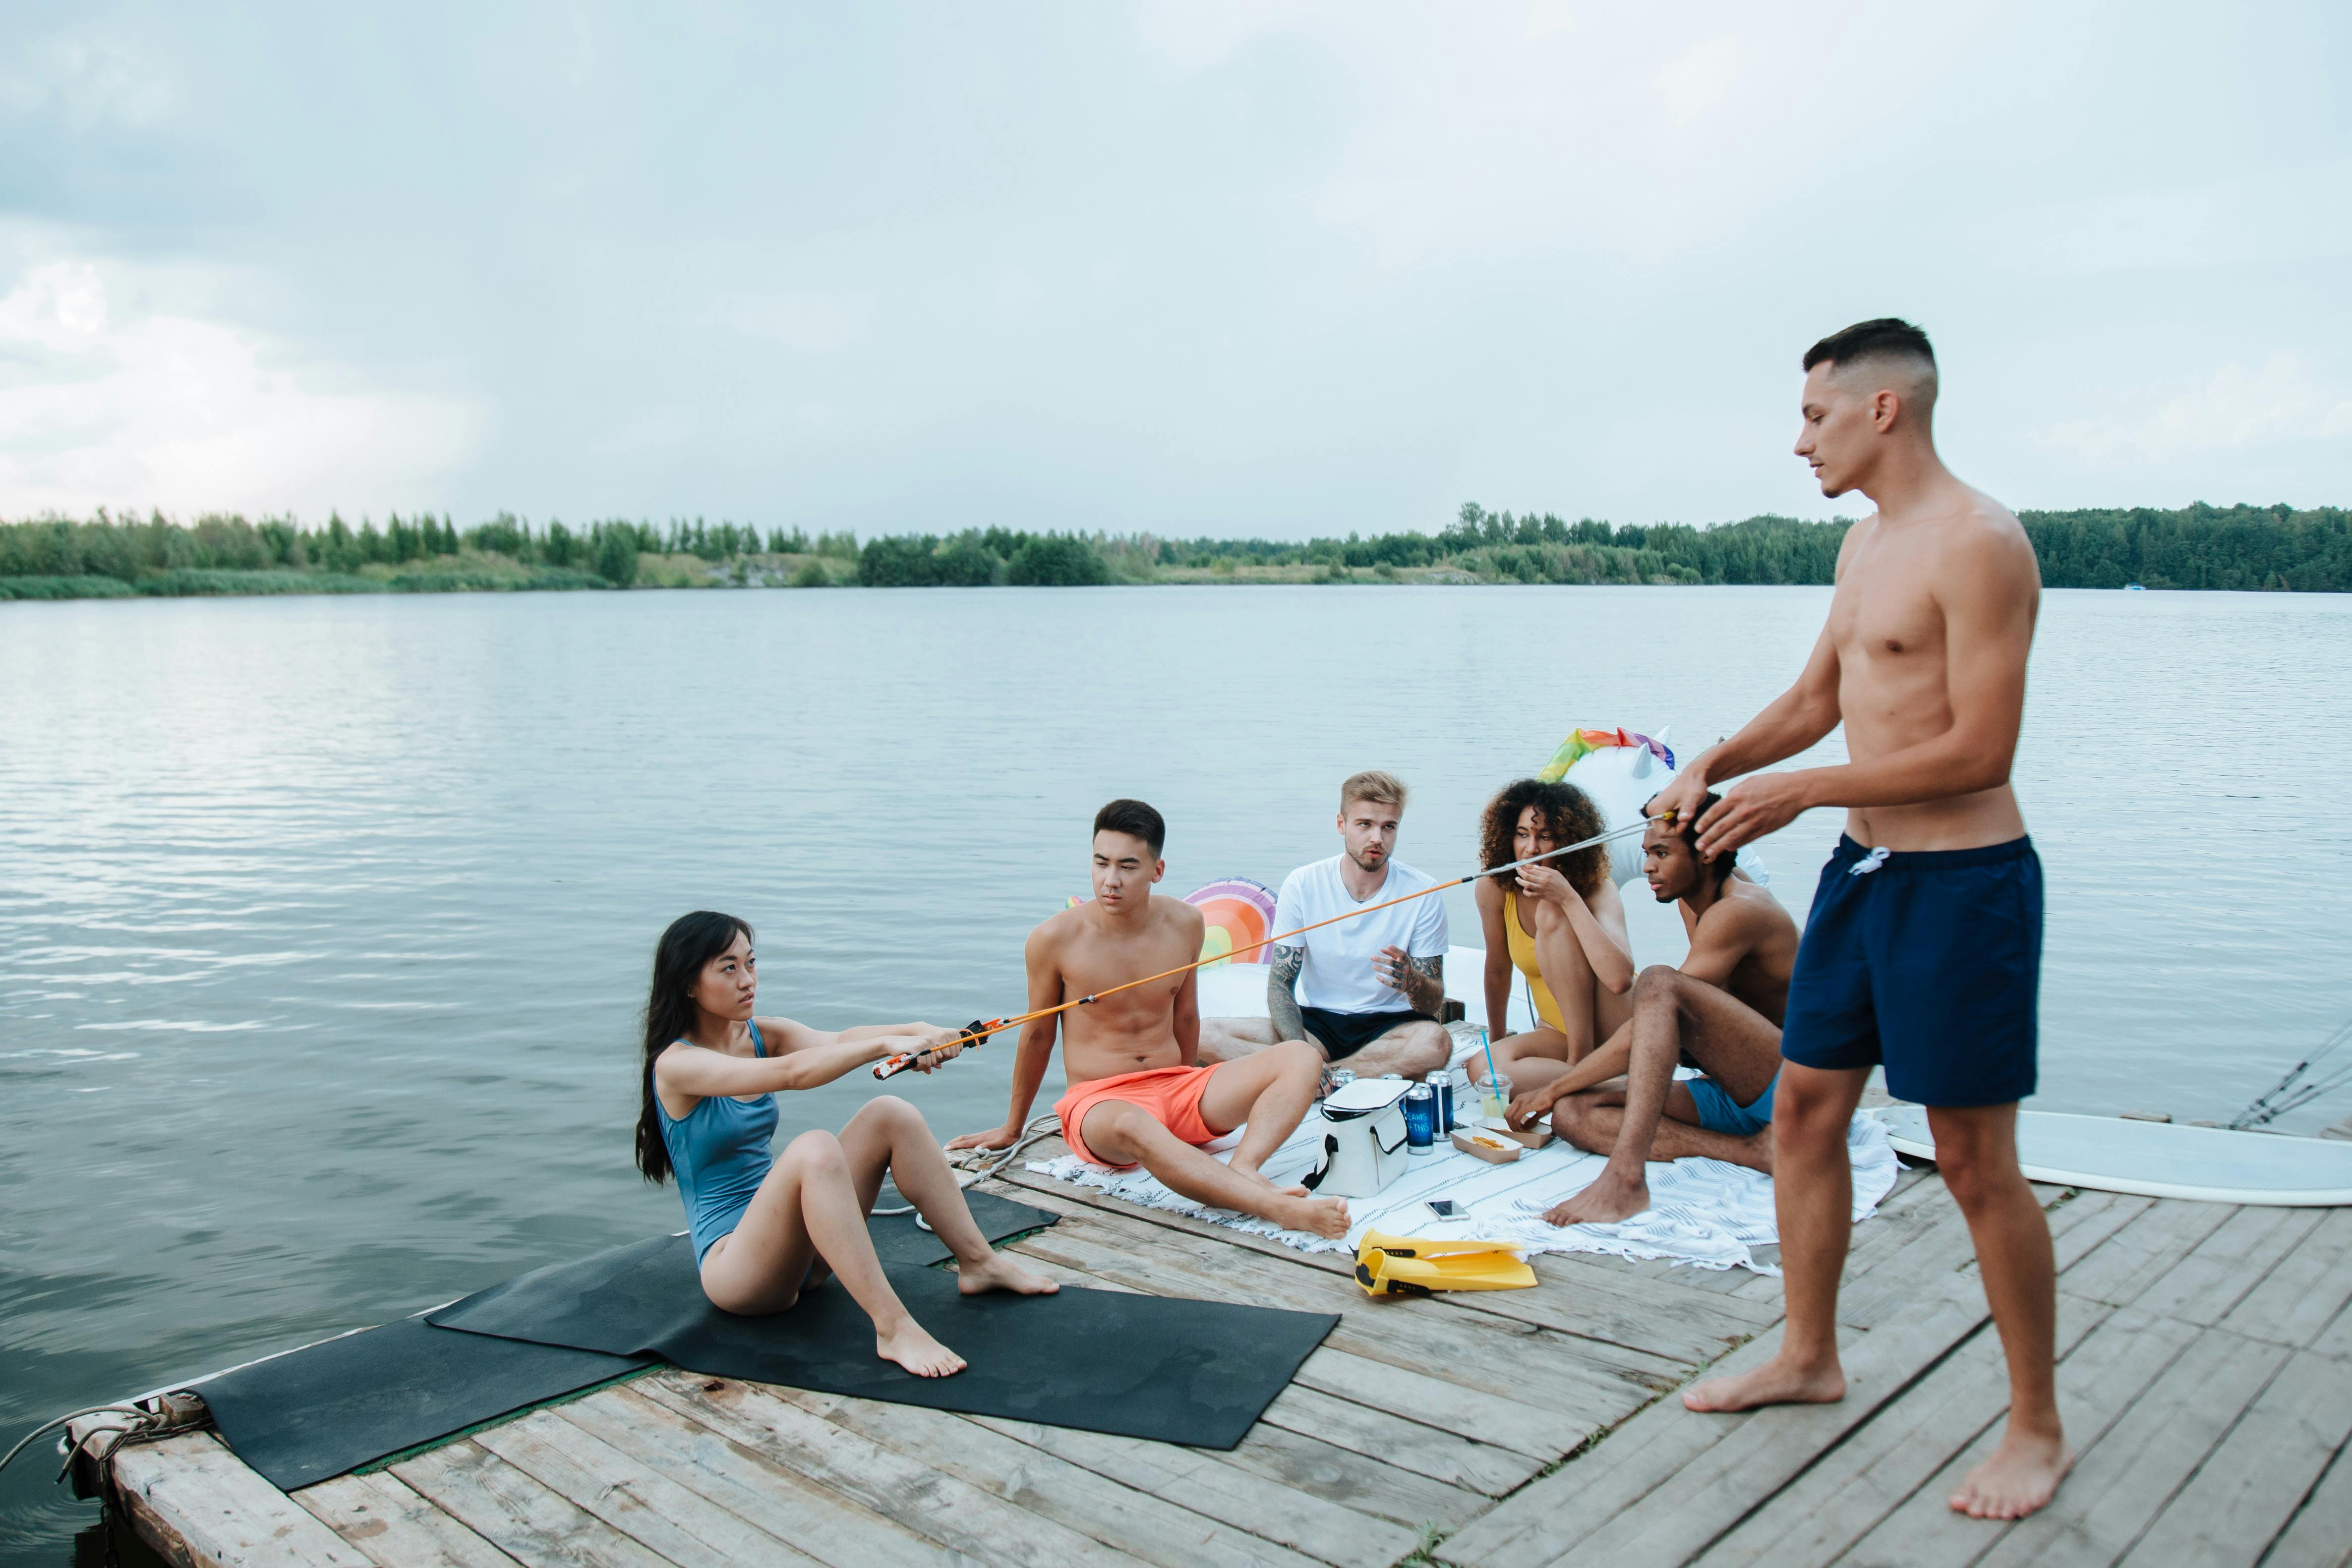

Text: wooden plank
xmin=1541 ymin=1295 xmax=1992 ymax=1568
xmin=1259 ymin=1384 xmax=1544 ymax=1495
xmin=393 ymin=1440 xmax=678 ymax=1568
xmin=2119 ymin=1347 xmax=2352 ymax=1568
xmin=471 ymin=1407 xmax=826 ymax=1568
xmin=555 ymin=1386 xmax=956 ymax=1568
xmin=2217 ymin=1206 xmax=2352 ymax=1349
xmin=108 ymin=1433 xmax=379 ymax=1568
xmin=766 ymin=1388 xmax=1333 ymax=1568
xmin=2131 ymin=1205 xmax=2324 ymax=1327
xmin=634 ymin=1371 xmax=1143 ymax=1567
xmin=1441 ymin=1256 xmax=1774 ymax=1369
xmin=1861 ymin=1322 xmax=2291 ymax=1568
xmin=1438 ymin=1286 xmax=1991 ymax=1568
xmin=1010 ymin=1213 xmax=1657 ymax=1429
xmin=968 ymin=1408 xmax=1485 ymax=1539
xmin=296 ymin=1472 xmax=518 ymax=1568
xmin=1690 ymin=1293 xmax=2133 ymax=1568
xmin=2058 ymin=1196 xmax=2238 ymax=1309
xmin=1435 ymin=1331 xmax=1794 ymax=1568
xmin=1294 ymin=1344 xmax=1598 ymax=1460
xmin=2317 ymin=1293 xmax=2352 ymax=1363
xmin=2046 ymin=1190 xmax=2158 ymax=1272
xmin=2264 ymin=1441 xmax=2352 ymax=1568
xmin=1835 ymin=1201 xmax=1986 ymax=1327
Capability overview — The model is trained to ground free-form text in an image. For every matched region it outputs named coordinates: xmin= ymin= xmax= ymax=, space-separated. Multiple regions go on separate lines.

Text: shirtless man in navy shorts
xmin=1650 ymin=319 xmax=2062 ymax=1521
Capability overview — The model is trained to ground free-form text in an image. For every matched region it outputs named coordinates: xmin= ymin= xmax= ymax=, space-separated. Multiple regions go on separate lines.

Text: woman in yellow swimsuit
xmin=1470 ymin=779 xmax=1636 ymax=1095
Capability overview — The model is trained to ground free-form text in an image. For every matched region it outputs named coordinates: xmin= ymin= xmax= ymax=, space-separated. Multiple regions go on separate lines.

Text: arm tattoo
xmin=1405 ymin=953 xmax=1445 ymax=1016
xmin=1268 ymin=945 xmax=1309 ymax=1046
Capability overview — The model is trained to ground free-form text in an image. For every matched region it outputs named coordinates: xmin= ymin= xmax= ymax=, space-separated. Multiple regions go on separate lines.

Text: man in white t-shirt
xmin=1199 ymin=771 xmax=1453 ymax=1080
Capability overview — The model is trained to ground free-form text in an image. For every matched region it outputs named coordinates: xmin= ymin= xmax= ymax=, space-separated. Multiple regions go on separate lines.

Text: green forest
xmin=1 ymin=502 xmax=2345 ymax=600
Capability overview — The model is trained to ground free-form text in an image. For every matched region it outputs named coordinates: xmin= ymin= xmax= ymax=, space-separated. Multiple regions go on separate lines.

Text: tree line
xmin=2 ymin=502 xmax=2346 ymax=599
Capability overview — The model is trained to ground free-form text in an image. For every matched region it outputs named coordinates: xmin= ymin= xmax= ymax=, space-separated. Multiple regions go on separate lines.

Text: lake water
xmin=3 ymin=583 xmax=2349 ymax=1560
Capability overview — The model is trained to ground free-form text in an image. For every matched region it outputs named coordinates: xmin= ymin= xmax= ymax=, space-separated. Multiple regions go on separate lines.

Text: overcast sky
xmin=0 ymin=1 xmax=2344 ymax=539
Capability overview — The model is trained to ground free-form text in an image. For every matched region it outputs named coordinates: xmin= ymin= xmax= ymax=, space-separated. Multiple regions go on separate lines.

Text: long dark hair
xmin=634 ymin=910 xmax=755 ymax=1185
xmin=1480 ymin=779 xmax=1608 ymax=898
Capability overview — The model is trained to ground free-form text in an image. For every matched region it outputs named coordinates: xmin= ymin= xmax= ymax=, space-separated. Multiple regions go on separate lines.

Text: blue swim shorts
xmin=1684 ymin=1071 xmax=1778 ymax=1137
xmin=1779 ymin=834 xmax=2043 ymax=1107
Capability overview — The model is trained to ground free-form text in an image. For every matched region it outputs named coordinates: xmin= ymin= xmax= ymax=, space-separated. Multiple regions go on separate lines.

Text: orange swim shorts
xmin=1053 ymin=1063 xmax=1226 ymax=1168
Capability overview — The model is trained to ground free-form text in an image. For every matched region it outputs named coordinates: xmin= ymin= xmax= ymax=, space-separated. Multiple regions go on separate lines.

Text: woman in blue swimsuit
xmin=634 ymin=910 xmax=1057 ymax=1378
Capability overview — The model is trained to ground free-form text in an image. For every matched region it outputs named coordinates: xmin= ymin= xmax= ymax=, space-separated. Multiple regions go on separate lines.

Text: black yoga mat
xmin=431 ymin=1234 xmax=1339 ymax=1450
xmin=870 ymin=1186 xmax=1057 ymax=1267
xmin=197 ymin=1315 xmax=650 ymax=1491
xmin=197 ymin=1194 xmax=1059 ymax=1490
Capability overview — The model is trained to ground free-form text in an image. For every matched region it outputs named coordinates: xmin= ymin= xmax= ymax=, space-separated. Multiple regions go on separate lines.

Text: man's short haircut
xmin=1093 ymin=798 xmax=1165 ymax=858
xmin=1803 ymin=317 xmax=1935 ymax=376
xmin=1340 ymin=770 xmax=1409 ymax=814
xmin=1651 ymin=791 xmax=1737 ymax=884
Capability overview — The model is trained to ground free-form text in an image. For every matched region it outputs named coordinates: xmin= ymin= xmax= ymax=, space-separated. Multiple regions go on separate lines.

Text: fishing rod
xmin=873 ymin=814 xmax=1660 ymax=1079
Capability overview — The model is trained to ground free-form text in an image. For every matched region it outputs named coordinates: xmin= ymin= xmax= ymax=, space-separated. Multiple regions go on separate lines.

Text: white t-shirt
xmin=1273 ymin=855 xmax=1451 ymax=1015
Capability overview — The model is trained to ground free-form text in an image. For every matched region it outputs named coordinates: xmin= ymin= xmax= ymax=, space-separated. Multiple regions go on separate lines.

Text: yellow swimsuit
xmin=1502 ymin=890 xmax=1567 ymax=1033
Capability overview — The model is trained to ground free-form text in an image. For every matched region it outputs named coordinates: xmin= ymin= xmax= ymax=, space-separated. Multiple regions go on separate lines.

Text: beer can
xmin=1403 ymin=1084 xmax=1436 ymax=1153
xmin=1425 ymin=1071 xmax=1454 ymax=1132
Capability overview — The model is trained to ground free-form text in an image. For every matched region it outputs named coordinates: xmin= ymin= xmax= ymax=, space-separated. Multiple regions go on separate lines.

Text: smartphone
xmin=1428 ymin=1199 xmax=1459 ymax=1218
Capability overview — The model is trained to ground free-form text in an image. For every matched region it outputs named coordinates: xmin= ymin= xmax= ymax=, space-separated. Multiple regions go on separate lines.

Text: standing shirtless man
xmin=1651 ymin=319 xmax=2061 ymax=1521
xmin=1506 ymin=798 xmax=1800 ymax=1223
xmin=949 ymin=799 xmax=1350 ymax=1240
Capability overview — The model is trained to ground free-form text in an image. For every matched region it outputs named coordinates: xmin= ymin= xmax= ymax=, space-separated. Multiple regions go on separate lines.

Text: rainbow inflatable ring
xmin=1063 ymin=879 xmax=1280 ymax=968
xmin=1184 ymin=877 xmax=1279 ymax=968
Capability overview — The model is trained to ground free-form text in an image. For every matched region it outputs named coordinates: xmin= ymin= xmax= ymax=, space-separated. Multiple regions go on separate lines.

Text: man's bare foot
xmin=875 ymin=1318 xmax=966 ymax=1378
xmin=1228 ymin=1160 xmax=1310 ymax=1198
xmin=954 ymin=1252 xmax=1061 ymax=1298
xmin=1271 ymin=1193 xmax=1352 ymax=1239
xmin=1950 ymin=1426 xmax=2072 ymax=1519
xmin=1543 ymin=1169 xmax=1651 ymax=1226
xmin=1682 ymin=1352 xmax=1846 ymax=1412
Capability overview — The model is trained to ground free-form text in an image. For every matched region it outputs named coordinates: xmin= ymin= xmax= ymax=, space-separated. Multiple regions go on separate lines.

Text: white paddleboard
xmin=1868 ymin=1105 xmax=2352 ymax=1207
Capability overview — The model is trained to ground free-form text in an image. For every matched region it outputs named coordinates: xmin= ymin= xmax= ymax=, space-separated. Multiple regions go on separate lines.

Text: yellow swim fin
xmin=1353 ymin=1230 xmax=1537 ymax=1297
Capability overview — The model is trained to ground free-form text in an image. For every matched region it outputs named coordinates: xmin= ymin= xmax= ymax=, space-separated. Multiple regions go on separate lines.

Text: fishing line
xmin=2230 ymin=1012 xmax=2352 ymax=1129
xmin=873 ymin=814 xmax=1660 ymax=1079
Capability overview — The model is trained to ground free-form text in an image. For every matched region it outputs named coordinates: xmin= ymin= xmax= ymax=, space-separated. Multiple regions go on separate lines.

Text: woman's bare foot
xmin=1271 ymin=1192 xmax=1352 ymax=1239
xmin=1683 ymin=1351 xmax=1846 ymax=1412
xmin=954 ymin=1252 xmax=1061 ymax=1297
xmin=875 ymin=1317 xmax=966 ymax=1378
xmin=1543 ymin=1169 xmax=1651 ymax=1226
xmin=1950 ymin=1426 xmax=2072 ymax=1518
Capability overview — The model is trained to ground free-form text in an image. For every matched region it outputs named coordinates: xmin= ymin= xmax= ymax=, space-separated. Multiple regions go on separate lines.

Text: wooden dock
xmin=78 ymin=1142 xmax=2352 ymax=1568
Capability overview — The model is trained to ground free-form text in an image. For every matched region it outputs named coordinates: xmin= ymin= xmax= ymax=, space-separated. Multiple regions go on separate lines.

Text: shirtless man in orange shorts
xmin=949 ymin=799 xmax=1351 ymax=1240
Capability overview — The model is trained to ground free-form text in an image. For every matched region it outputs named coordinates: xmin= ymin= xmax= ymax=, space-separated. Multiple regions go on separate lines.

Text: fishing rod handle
xmin=872 ymin=1019 xmax=999 ymax=1080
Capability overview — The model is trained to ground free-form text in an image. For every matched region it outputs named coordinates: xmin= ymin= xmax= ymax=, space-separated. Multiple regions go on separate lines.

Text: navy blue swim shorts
xmin=1779 ymin=835 xmax=2043 ymax=1106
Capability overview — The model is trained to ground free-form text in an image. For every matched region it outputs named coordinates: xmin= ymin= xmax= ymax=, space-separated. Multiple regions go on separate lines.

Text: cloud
xmin=2035 ymin=354 xmax=2352 ymax=462
xmin=0 ymin=26 xmax=178 ymax=130
xmin=723 ymin=292 xmax=867 ymax=354
xmin=1655 ymin=34 xmax=1742 ymax=124
xmin=0 ymin=256 xmax=486 ymax=519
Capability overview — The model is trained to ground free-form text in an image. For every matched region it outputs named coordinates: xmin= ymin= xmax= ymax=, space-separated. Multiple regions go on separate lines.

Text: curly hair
xmin=1479 ymin=779 xmax=1608 ymax=898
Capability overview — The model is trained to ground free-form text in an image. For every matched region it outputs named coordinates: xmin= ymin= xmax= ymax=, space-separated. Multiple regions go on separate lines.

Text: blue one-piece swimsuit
xmin=656 ymin=1022 xmax=779 ymax=1263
